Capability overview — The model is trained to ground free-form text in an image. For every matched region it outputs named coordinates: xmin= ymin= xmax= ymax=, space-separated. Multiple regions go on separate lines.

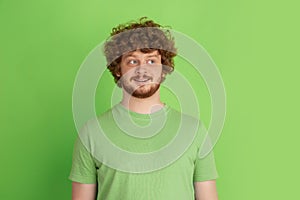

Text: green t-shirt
xmin=69 ymin=104 xmax=218 ymax=199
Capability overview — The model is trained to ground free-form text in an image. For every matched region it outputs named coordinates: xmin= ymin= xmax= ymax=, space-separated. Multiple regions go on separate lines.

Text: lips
xmin=133 ymin=78 xmax=151 ymax=82
xmin=130 ymin=75 xmax=152 ymax=84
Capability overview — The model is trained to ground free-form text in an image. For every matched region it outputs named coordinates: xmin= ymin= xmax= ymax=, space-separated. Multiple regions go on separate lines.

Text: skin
xmin=72 ymin=50 xmax=218 ymax=200
xmin=72 ymin=182 xmax=96 ymax=200
xmin=194 ymin=180 xmax=218 ymax=200
xmin=118 ymin=50 xmax=165 ymax=114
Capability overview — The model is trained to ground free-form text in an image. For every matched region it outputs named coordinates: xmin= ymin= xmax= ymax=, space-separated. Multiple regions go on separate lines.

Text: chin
xmin=131 ymin=84 xmax=160 ymax=99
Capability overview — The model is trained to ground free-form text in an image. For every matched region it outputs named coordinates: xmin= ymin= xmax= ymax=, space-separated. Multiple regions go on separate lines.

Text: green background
xmin=1 ymin=0 xmax=299 ymax=199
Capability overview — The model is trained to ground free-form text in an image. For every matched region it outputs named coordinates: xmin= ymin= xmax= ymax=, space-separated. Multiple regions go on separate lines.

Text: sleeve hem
xmin=193 ymin=174 xmax=219 ymax=182
xmin=68 ymin=174 xmax=97 ymax=184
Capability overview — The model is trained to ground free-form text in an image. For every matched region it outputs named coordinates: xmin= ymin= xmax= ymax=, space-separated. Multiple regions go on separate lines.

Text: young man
xmin=69 ymin=17 xmax=218 ymax=200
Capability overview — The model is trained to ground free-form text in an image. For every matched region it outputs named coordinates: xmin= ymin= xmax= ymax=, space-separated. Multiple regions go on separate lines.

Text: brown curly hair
xmin=104 ymin=17 xmax=177 ymax=87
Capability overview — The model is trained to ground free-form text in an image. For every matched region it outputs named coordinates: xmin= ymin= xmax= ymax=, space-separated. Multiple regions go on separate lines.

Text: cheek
xmin=120 ymin=65 xmax=127 ymax=74
xmin=120 ymin=63 xmax=131 ymax=75
xmin=121 ymin=67 xmax=135 ymax=78
xmin=151 ymin=67 xmax=163 ymax=75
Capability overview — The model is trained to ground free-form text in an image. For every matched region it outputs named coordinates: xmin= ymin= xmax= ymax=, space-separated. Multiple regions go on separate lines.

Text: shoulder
xmin=168 ymin=107 xmax=205 ymax=133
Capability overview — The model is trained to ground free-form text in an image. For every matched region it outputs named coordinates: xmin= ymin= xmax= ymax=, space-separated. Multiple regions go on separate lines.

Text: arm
xmin=194 ymin=180 xmax=218 ymax=200
xmin=72 ymin=182 xmax=97 ymax=200
xmin=70 ymin=135 xmax=98 ymax=199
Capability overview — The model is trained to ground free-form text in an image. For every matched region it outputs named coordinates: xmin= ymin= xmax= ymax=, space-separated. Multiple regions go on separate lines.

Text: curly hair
xmin=104 ymin=17 xmax=177 ymax=87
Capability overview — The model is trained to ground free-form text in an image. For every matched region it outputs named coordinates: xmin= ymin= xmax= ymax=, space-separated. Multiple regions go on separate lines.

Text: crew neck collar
xmin=114 ymin=103 xmax=170 ymax=119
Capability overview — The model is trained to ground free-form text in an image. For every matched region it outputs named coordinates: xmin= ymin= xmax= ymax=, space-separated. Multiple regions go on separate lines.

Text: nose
xmin=135 ymin=65 xmax=147 ymax=75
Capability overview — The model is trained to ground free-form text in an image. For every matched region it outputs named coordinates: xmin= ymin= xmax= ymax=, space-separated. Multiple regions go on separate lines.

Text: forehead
xmin=122 ymin=50 xmax=160 ymax=58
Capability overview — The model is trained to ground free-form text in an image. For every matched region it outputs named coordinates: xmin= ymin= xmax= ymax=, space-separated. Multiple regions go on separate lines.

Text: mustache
xmin=130 ymin=75 xmax=152 ymax=81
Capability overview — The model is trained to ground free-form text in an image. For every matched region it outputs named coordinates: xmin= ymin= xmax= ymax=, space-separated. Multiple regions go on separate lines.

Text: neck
xmin=121 ymin=89 xmax=165 ymax=114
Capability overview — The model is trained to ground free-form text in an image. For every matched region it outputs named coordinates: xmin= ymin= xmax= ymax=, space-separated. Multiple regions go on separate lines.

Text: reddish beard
xmin=120 ymin=74 xmax=161 ymax=98
xmin=131 ymin=83 xmax=160 ymax=98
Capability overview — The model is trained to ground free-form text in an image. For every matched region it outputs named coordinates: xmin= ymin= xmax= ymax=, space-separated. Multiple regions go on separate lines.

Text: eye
xmin=147 ymin=60 xmax=156 ymax=64
xmin=128 ymin=60 xmax=138 ymax=65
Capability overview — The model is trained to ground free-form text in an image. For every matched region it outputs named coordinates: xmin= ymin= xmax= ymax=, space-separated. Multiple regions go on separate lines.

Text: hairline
xmin=121 ymin=50 xmax=161 ymax=60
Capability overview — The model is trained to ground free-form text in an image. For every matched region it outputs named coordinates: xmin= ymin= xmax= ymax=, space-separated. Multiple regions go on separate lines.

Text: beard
xmin=131 ymin=83 xmax=160 ymax=98
xmin=120 ymin=74 xmax=161 ymax=98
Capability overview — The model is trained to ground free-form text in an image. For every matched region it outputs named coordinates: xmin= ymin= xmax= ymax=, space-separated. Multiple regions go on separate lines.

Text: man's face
xmin=119 ymin=50 xmax=163 ymax=98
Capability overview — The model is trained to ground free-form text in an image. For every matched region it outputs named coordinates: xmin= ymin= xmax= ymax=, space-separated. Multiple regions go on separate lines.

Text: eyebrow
xmin=146 ymin=54 xmax=160 ymax=58
xmin=123 ymin=52 xmax=160 ymax=59
xmin=123 ymin=54 xmax=137 ymax=59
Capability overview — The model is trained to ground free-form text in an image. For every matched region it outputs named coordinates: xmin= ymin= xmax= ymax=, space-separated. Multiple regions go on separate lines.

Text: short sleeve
xmin=193 ymin=150 xmax=218 ymax=182
xmin=193 ymin=121 xmax=218 ymax=182
xmin=69 ymin=136 xmax=97 ymax=184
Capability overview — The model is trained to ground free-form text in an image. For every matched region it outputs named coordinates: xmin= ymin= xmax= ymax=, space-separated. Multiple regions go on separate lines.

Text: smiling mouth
xmin=133 ymin=78 xmax=151 ymax=82
xmin=130 ymin=75 xmax=152 ymax=83
xmin=130 ymin=78 xmax=153 ymax=87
